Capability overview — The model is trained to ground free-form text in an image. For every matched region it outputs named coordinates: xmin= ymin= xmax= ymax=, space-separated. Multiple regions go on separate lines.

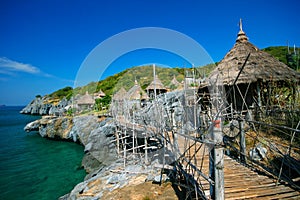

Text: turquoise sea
xmin=0 ymin=106 xmax=86 ymax=200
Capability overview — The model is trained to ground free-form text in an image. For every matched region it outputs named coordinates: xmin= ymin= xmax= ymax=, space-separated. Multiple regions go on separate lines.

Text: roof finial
xmin=236 ymin=18 xmax=248 ymax=43
xmin=239 ymin=18 xmax=243 ymax=32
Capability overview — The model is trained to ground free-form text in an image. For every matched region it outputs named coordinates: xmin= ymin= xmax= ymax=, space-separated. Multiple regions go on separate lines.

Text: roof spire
xmin=239 ymin=18 xmax=243 ymax=32
xmin=236 ymin=18 xmax=248 ymax=43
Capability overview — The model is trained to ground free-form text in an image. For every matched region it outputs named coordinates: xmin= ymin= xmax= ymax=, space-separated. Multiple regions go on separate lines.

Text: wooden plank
xmin=265 ymin=191 xmax=300 ymax=199
xmin=225 ymin=185 xmax=296 ymax=199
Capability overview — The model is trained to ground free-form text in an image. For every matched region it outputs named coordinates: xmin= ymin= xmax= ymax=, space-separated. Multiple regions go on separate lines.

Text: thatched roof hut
xmin=113 ymin=87 xmax=127 ymax=101
xmin=77 ymin=91 xmax=95 ymax=105
xmin=169 ymin=75 xmax=183 ymax=91
xmin=209 ymin=21 xmax=300 ymax=85
xmin=94 ymin=89 xmax=106 ymax=99
xmin=171 ymin=75 xmax=180 ymax=86
xmin=146 ymin=75 xmax=167 ymax=98
xmin=203 ymin=20 xmax=300 ymax=112
xmin=127 ymin=80 xmax=149 ymax=100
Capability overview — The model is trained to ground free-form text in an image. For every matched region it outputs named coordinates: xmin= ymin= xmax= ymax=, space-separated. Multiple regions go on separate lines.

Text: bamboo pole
xmin=239 ymin=119 xmax=247 ymax=163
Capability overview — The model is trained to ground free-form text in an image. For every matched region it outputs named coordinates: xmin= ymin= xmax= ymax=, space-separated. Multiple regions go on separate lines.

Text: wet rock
xmin=24 ymin=119 xmax=41 ymax=132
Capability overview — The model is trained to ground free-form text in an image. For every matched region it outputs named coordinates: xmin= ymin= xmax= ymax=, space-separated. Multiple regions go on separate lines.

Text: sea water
xmin=0 ymin=106 xmax=86 ymax=200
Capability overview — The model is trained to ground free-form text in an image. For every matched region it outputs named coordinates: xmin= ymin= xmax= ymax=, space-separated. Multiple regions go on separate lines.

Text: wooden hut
xmin=94 ymin=89 xmax=106 ymax=99
xmin=169 ymin=75 xmax=183 ymax=91
xmin=110 ymin=87 xmax=127 ymax=116
xmin=77 ymin=91 xmax=95 ymax=111
xmin=113 ymin=87 xmax=127 ymax=101
xmin=146 ymin=75 xmax=167 ymax=98
xmin=204 ymin=20 xmax=300 ymax=114
xmin=127 ymin=80 xmax=149 ymax=109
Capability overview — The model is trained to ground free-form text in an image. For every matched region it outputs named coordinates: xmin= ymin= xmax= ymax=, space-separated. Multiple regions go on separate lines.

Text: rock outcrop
xmin=25 ymin=114 xmax=168 ymax=200
xmin=24 ymin=91 xmax=187 ymax=200
xmin=24 ymin=115 xmax=118 ymax=175
xmin=20 ymin=97 xmax=71 ymax=116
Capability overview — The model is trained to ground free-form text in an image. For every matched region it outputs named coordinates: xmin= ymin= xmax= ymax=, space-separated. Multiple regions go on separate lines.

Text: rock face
xmin=24 ymin=115 xmax=118 ymax=175
xmin=24 ymin=91 xmax=188 ymax=200
xmin=20 ymin=97 xmax=71 ymax=116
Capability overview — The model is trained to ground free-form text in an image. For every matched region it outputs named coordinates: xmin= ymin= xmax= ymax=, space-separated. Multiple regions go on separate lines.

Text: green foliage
xmin=95 ymin=95 xmax=112 ymax=111
xmin=35 ymin=94 xmax=42 ymax=98
xmin=67 ymin=108 xmax=75 ymax=116
xmin=49 ymin=86 xmax=73 ymax=100
xmin=262 ymin=46 xmax=300 ymax=70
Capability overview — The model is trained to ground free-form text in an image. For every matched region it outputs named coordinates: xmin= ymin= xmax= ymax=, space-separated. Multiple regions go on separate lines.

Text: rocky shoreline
xmin=24 ymin=115 xmax=172 ymax=200
xmin=22 ymin=91 xmax=187 ymax=199
xmin=25 ymin=115 xmax=153 ymax=199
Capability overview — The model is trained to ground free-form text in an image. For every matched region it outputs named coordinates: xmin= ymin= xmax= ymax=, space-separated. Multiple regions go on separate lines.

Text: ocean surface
xmin=0 ymin=106 xmax=86 ymax=200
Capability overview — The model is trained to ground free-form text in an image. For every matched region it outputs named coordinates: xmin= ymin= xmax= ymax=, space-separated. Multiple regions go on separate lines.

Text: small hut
xmin=111 ymin=87 xmax=127 ymax=116
xmin=204 ymin=20 xmax=300 ymax=114
xmin=94 ymin=89 xmax=106 ymax=99
xmin=146 ymin=75 xmax=167 ymax=99
xmin=127 ymin=80 xmax=149 ymax=109
xmin=169 ymin=75 xmax=183 ymax=91
xmin=77 ymin=91 xmax=95 ymax=111
xmin=113 ymin=87 xmax=127 ymax=101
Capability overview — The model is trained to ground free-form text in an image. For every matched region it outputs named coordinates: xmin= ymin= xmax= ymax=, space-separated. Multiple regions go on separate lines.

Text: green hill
xmin=48 ymin=64 xmax=216 ymax=100
xmin=47 ymin=46 xmax=299 ymax=101
xmin=262 ymin=46 xmax=300 ymax=70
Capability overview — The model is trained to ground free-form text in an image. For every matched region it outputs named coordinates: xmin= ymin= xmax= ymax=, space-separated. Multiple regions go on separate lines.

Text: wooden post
xmin=209 ymin=88 xmax=224 ymax=200
xmin=256 ymin=83 xmax=262 ymax=120
xmin=239 ymin=119 xmax=247 ymax=163
xmin=123 ymin=129 xmax=127 ymax=168
xmin=116 ymin=131 xmax=120 ymax=156
xmin=211 ymin=118 xmax=224 ymax=200
xmin=144 ymin=134 xmax=148 ymax=164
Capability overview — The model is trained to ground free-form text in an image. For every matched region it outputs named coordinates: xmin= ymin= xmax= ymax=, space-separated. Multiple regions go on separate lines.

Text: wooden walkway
xmin=176 ymin=135 xmax=300 ymax=199
xmin=199 ymin=156 xmax=300 ymax=199
xmin=115 ymin=119 xmax=300 ymax=199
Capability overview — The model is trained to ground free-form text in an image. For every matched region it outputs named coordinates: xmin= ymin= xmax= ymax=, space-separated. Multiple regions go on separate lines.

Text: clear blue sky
xmin=0 ymin=0 xmax=299 ymax=105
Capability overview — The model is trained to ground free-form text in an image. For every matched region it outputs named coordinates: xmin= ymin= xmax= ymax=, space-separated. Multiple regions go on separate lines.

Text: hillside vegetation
xmin=47 ymin=63 xmax=216 ymax=100
xmin=262 ymin=46 xmax=300 ymax=70
xmin=46 ymin=46 xmax=299 ymax=100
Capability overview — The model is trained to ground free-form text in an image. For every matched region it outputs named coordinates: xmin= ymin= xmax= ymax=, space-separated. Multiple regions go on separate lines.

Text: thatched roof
xmin=170 ymin=75 xmax=180 ymax=86
xmin=146 ymin=75 xmax=167 ymax=90
xmin=94 ymin=89 xmax=106 ymax=99
xmin=113 ymin=87 xmax=127 ymax=100
xmin=209 ymin=21 xmax=300 ymax=85
xmin=127 ymin=80 xmax=149 ymax=100
xmin=77 ymin=91 xmax=95 ymax=105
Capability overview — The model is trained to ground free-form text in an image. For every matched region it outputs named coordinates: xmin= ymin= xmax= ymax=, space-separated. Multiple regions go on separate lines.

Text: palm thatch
xmin=171 ymin=75 xmax=180 ymax=85
xmin=77 ymin=91 xmax=95 ymax=105
xmin=94 ymin=89 xmax=106 ymax=99
xmin=209 ymin=24 xmax=300 ymax=85
xmin=113 ymin=87 xmax=127 ymax=101
xmin=127 ymin=80 xmax=149 ymax=100
xmin=146 ymin=75 xmax=167 ymax=90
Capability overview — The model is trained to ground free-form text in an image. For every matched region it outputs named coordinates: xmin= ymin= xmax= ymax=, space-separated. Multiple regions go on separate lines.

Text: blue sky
xmin=0 ymin=0 xmax=299 ymax=105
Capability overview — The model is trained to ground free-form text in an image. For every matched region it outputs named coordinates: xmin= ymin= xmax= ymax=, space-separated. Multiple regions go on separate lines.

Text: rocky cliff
xmin=20 ymin=96 xmax=71 ymax=115
xmin=24 ymin=91 xmax=187 ymax=199
xmin=25 ymin=114 xmax=171 ymax=200
xmin=24 ymin=115 xmax=117 ymax=174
